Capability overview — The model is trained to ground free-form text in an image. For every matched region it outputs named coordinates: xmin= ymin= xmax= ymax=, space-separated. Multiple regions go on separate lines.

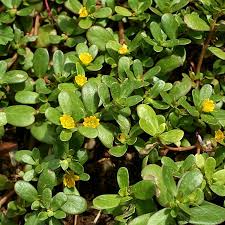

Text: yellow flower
xmin=202 ymin=99 xmax=215 ymax=112
xmin=79 ymin=6 xmax=88 ymax=18
xmin=215 ymin=130 xmax=224 ymax=142
xmin=60 ymin=115 xmax=76 ymax=129
xmin=75 ymin=74 xmax=87 ymax=87
xmin=63 ymin=171 xmax=80 ymax=188
xmin=79 ymin=52 xmax=93 ymax=65
xmin=118 ymin=133 xmax=126 ymax=143
xmin=118 ymin=44 xmax=128 ymax=55
xmin=83 ymin=116 xmax=100 ymax=128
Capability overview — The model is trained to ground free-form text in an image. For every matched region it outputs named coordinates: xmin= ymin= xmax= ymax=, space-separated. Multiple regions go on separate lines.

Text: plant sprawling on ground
xmin=1 ymin=0 xmax=225 ymax=224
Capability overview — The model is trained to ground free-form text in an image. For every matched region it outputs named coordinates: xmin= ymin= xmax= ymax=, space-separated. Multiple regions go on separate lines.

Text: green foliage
xmin=1 ymin=0 xmax=225 ymax=224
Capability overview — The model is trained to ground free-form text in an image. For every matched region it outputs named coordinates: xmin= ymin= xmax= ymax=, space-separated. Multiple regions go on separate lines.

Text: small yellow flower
xmin=75 ymin=74 xmax=87 ymax=87
xmin=215 ymin=130 xmax=225 ymax=142
xmin=79 ymin=52 xmax=93 ymax=65
xmin=63 ymin=171 xmax=80 ymax=188
xmin=118 ymin=44 xmax=128 ymax=55
xmin=79 ymin=6 xmax=88 ymax=18
xmin=118 ymin=133 xmax=126 ymax=143
xmin=60 ymin=115 xmax=76 ymax=129
xmin=202 ymin=99 xmax=215 ymax=113
xmin=83 ymin=116 xmax=100 ymax=128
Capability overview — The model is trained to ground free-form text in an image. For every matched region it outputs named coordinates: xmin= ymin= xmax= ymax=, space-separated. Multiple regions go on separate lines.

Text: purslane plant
xmin=1 ymin=0 xmax=225 ymax=224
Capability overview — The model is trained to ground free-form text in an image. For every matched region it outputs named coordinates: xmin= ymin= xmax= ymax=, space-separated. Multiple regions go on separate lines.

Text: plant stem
xmin=44 ymin=0 xmax=52 ymax=17
xmin=196 ymin=19 xmax=217 ymax=74
xmin=34 ymin=14 xmax=40 ymax=36
xmin=164 ymin=145 xmax=197 ymax=152
xmin=0 ymin=190 xmax=15 ymax=207
xmin=118 ymin=21 xmax=125 ymax=44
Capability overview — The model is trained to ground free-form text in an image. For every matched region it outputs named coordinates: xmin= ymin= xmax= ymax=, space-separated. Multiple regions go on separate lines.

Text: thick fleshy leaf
xmin=87 ymin=26 xmax=115 ymax=51
xmin=31 ymin=122 xmax=56 ymax=144
xmin=137 ymin=104 xmax=159 ymax=136
xmin=58 ymin=90 xmax=86 ymax=121
xmin=61 ymin=195 xmax=87 ymax=214
xmin=15 ymin=181 xmax=38 ymax=203
xmin=5 ymin=105 xmax=35 ymax=127
xmin=93 ymin=194 xmax=121 ymax=209
xmin=15 ymin=91 xmax=39 ymax=104
xmin=184 ymin=13 xmax=210 ymax=31
xmin=97 ymin=123 xmax=114 ymax=148
xmin=189 ymin=201 xmax=225 ymax=225
xmin=147 ymin=208 xmax=174 ymax=225
xmin=208 ymin=47 xmax=225 ymax=60
xmin=1 ymin=70 xmax=28 ymax=84
xmin=82 ymin=80 xmax=99 ymax=114
xmin=33 ymin=48 xmax=49 ymax=78
xmin=159 ymin=129 xmax=184 ymax=145
xmin=117 ymin=167 xmax=129 ymax=189
xmin=109 ymin=145 xmax=127 ymax=157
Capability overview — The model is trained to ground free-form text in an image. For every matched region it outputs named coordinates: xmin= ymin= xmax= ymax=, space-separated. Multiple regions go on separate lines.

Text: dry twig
xmin=0 ymin=190 xmax=15 ymax=207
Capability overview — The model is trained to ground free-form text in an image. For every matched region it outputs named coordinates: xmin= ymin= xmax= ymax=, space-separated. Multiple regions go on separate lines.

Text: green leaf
xmin=156 ymin=54 xmax=184 ymax=76
xmin=45 ymin=107 xmax=61 ymax=125
xmin=31 ymin=122 xmax=56 ymax=144
xmin=128 ymin=0 xmax=152 ymax=14
xmin=33 ymin=48 xmax=49 ymax=78
xmin=15 ymin=181 xmax=38 ymax=203
xmin=115 ymin=6 xmax=132 ymax=16
xmin=37 ymin=169 xmax=57 ymax=193
xmin=169 ymin=75 xmax=192 ymax=101
xmin=1 ymin=70 xmax=28 ymax=84
xmin=53 ymin=50 xmax=64 ymax=75
xmin=97 ymin=123 xmax=114 ymax=148
xmin=15 ymin=91 xmax=39 ymax=104
xmin=98 ymin=83 xmax=110 ymax=105
xmin=129 ymin=213 xmax=153 ymax=225
xmin=117 ymin=167 xmax=129 ymax=189
xmin=41 ymin=188 xmax=52 ymax=208
xmin=208 ymin=47 xmax=225 ymax=60
xmin=161 ymin=13 xmax=178 ymax=40
xmin=131 ymin=180 xmax=155 ymax=200
xmin=189 ymin=201 xmax=225 ymax=225
xmin=137 ymin=104 xmax=159 ymax=136
xmin=177 ymin=169 xmax=203 ymax=200
xmin=60 ymin=130 xmax=72 ymax=141
xmin=0 ymin=24 xmax=14 ymax=45
xmin=184 ymin=13 xmax=210 ymax=31
xmin=178 ymin=97 xmax=199 ymax=117
xmin=82 ymin=80 xmax=99 ymax=114
xmin=78 ymin=126 xmax=98 ymax=138
xmin=93 ymin=7 xmax=112 ymax=18
xmin=65 ymin=0 xmax=82 ymax=13
xmin=79 ymin=17 xmax=93 ymax=30
xmin=61 ymin=195 xmax=87 ymax=214
xmin=126 ymin=95 xmax=143 ymax=107
xmin=87 ymin=26 xmax=115 ymax=51
xmin=58 ymin=90 xmax=86 ymax=121
xmin=109 ymin=145 xmax=127 ymax=157
xmin=0 ymin=112 xmax=7 ymax=126
xmin=162 ymin=166 xmax=177 ymax=197
xmin=150 ymin=22 xmax=165 ymax=43
xmin=200 ymin=84 xmax=213 ymax=101
xmin=144 ymin=66 xmax=161 ymax=80
xmin=5 ymin=105 xmax=35 ymax=127
xmin=51 ymin=192 xmax=67 ymax=211
xmin=147 ymin=209 xmax=174 ymax=225
xmin=204 ymin=157 xmax=216 ymax=181
xmin=159 ymin=129 xmax=184 ymax=145
xmin=93 ymin=194 xmax=121 ymax=209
